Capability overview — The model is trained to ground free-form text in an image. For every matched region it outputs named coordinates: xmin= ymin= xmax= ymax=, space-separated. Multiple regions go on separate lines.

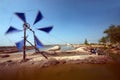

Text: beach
xmin=0 ymin=45 xmax=113 ymax=65
xmin=0 ymin=45 xmax=120 ymax=80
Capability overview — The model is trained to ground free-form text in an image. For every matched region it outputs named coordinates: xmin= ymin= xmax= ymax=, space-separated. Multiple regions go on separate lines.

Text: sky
xmin=0 ymin=0 xmax=120 ymax=46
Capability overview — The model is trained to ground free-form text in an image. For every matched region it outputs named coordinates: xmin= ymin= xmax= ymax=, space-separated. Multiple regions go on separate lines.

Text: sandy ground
xmin=0 ymin=51 xmax=113 ymax=66
xmin=0 ymin=45 xmax=119 ymax=80
xmin=0 ymin=46 xmax=114 ymax=67
xmin=0 ymin=51 xmax=96 ymax=63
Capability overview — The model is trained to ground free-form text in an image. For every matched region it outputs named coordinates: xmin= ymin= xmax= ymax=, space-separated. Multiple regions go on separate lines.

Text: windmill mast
xmin=23 ymin=23 xmax=27 ymax=61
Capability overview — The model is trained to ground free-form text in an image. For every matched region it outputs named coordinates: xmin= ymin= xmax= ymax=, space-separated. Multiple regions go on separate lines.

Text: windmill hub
xmin=23 ymin=23 xmax=30 ymax=29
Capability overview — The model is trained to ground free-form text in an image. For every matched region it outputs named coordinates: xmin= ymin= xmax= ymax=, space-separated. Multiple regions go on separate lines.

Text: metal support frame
xmin=26 ymin=40 xmax=48 ymax=59
xmin=25 ymin=24 xmax=38 ymax=53
xmin=22 ymin=23 xmax=48 ymax=61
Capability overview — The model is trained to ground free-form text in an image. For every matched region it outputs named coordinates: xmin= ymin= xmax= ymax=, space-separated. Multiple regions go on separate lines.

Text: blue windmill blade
xmin=15 ymin=39 xmax=24 ymax=51
xmin=34 ymin=35 xmax=44 ymax=48
xmin=5 ymin=26 xmax=22 ymax=34
xmin=15 ymin=12 xmax=26 ymax=23
xmin=37 ymin=26 xmax=53 ymax=33
xmin=33 ymin=11 xmax=43 ymax=25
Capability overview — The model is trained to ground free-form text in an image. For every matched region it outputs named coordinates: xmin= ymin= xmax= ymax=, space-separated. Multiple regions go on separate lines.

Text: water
xmin=60 ymin=45 xmax=75 ymax=51
xmin=27 ymin=45 xmax=75 ymax=52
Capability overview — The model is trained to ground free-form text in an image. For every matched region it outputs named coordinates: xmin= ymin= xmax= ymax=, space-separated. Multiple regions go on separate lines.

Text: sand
xmin=0 ymin=42 xmax=119 ymax=80
xmin=0 ymin=52 xmax=92 ymax=63
xmin=0 ymin=51 xmax=113 ymax=66
xmin=0 ymin=49 xmax=115 ymax=80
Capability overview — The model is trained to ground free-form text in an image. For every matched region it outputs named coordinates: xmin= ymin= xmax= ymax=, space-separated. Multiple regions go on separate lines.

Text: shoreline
xmin=0 ymin=51 xmax=114 ymax=68
xmin=0 ymin=44 xmax=119 ymax=68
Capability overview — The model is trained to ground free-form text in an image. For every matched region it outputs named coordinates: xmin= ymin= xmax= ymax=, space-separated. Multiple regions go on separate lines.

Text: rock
xmin=75 ymin=47 xmax=88 ymax=52
xmin=59 ymin=60 xmax=66 ymax=64
xmin=46 ymin=51 xmax=58 ymax=56
xmin=0 ymin=60 xmax=18 ymax=67
xmin=6 ymin=60 xmax=12 ymax=62
xmin=47 ymin=46 xmax=61 ymax=51
xmin=41 ymin=58 xmax=59 ymax=68
xmin=66 ymin=59 xmax=83 ymax=64
xmin=0 ymin=54 xmax=10 ymax=58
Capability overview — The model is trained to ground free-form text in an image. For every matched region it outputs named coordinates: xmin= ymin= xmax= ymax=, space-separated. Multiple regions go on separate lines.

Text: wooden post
xmin=23 ymin=23 xmax=27 ymax=61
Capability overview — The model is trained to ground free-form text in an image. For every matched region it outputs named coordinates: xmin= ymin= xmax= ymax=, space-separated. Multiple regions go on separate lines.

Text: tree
xmin=101 ymin=25 xmax=120 ymax=44
xmin=84 ymin=39 xmax=89 ymax=45
xmin=99 ymin=36 xmax=108 ymax=44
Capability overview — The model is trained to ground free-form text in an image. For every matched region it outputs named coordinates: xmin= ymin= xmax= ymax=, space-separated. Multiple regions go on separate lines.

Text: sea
xmin=27 ymin=45 xmax=75 ymax=52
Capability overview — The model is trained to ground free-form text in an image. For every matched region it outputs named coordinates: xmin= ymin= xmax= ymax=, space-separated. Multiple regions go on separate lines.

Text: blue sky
xmin=0 ymin=0 xmax=120 ymax=46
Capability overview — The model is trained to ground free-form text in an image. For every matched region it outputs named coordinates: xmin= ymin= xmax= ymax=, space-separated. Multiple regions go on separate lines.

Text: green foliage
xmin=84 ymin=39 xmax=89 ymax=45
xmin=100 ymin=25 xmax=120 ymax=44
xmin=99 ymin=36 xmax=109 ymax=44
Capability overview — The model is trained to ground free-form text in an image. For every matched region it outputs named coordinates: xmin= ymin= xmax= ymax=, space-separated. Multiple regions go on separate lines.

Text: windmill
xmin=5 ymin=10 xmax=53 ymax=61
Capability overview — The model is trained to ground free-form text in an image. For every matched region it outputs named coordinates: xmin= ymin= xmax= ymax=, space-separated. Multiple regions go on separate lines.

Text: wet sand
xmin=0 ymin=63 xmax=120 ymax=80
